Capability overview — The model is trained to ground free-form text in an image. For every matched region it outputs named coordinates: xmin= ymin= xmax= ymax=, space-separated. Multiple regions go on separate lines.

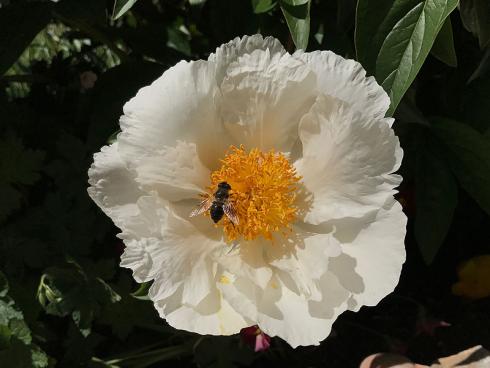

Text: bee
xmin=190 ymin=181 xmax=239 ymax=225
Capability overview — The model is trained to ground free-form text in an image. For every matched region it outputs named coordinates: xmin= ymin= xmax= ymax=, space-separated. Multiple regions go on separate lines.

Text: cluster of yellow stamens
xmin=209 ymin=145 xmax=301 ymax=242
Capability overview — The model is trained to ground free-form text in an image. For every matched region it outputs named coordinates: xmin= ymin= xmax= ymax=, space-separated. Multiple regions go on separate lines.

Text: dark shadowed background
xmin=0 ymin=0 xmax=489 ymax=367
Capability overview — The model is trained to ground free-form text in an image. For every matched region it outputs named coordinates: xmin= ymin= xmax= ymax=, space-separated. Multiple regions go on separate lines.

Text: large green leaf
xmin=112 ymin=0 xmax=139 ymax=20
xmin=356 ymin=0 xmax=420 ymax=74
xmin=460 ymin=0 xmax=490 ymax=49
xmin=376 ymin=0 xmax=458 ymax=115
xmin=279 ymin=0 xmax=311 ymax=50
xmin=415 ymin=136 xmax=457 ymax=264
xmin=432 ymin=118 xmax=490 ymax=215
xmin=431 ymin=17 xmax=457 ymax=67
xmin=252 ymin=0 xmax=277 ymax=14
xmin=356 ymin=0 xmax=458 ymax=114
xmin=0 ymin=2 xmax=52 ymax=76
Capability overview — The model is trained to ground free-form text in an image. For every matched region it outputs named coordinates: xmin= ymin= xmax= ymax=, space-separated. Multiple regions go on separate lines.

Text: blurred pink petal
xmin=431 ymin=346 xmax=490 ymax=367
xmin=359 ymin=353 xmax=424 ymax=368
xmin=80 ymin=70 xmax=97 ymax=90
xmin=240 ymin=325 xmax=271 ymax=353
xmin=416 ymin=319 xmax=451 ymax=336
xmin=255 ymin=333 xmax=271 ymax=352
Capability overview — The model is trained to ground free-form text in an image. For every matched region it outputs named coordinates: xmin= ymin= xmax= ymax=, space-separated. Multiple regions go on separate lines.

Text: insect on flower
xmin=190 ymin=181 xmax=239 ymax=225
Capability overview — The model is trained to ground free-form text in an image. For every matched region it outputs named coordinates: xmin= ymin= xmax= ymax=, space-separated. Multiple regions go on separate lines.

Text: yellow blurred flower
xmin=452 ymin=255 xmax=490 ymax=299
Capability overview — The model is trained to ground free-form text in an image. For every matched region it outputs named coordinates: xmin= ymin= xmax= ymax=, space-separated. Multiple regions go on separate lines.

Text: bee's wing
xmin=223 ymin=201 xmax=239 ymax=225
xmin=189 ymin=197 xmax=213 ymax=217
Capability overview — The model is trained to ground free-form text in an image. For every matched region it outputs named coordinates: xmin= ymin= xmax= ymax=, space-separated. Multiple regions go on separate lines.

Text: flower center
xmin=208 ymin=145 xmax=301 ymax=242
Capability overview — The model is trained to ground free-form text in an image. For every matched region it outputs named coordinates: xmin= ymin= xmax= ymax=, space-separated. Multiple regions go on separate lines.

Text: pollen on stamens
xmin=209 ymin=145 xmax=301 ymax=242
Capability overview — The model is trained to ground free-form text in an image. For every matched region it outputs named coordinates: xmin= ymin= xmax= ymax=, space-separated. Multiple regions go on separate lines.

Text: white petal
xmin=295 ymin=94 xmax=402 ymax=224
xmin=118 ymin=195 xmax=170 ymax=282
xmin=209 ymin=34 xmax=286 ymax=83
xmin=134 ymin=141 xmax=210 ymax=202
xmin=87 ymin=143 xmax=142 ymax=229
xmin=121 ymin=237 xmax=169 ymax=283
xmin=118 ymin=35 xmax=286 ymax=173
xmin=295 ymin=50 xmax=391 ymax=122
xmin=219 ymin=272 xmax=349 ymax=347
xmin=153 ymin=286 xmax=249 ymax=335
xmin=117 ymin=60 xmax=225 ymax=170
xmin=219 ymin=48 xmax=317 ymax=153
xmin=328 ymin=199 xmax=407 ymax=310
xmin=144 ymin=205 xmax=224 ymax=307
xmin=264 ymin=229 xmax=341 ymax=300
xmin=217 ymin=242 xmax=273 ymax=290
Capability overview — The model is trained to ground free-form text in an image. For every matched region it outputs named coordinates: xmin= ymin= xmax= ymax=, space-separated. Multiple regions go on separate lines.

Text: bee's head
xmin=218 ymin=181 xmax=231 ymax=190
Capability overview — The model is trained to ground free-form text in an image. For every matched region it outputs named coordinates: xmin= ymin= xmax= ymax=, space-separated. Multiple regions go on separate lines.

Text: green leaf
xmin=107 ymin=130 xmax=121 ymax=145
xmin=194 ymin=337 xmax=256 ymax=368
xmin=468 ymin=46 xmax=490 ymax=83
xmin=0 ymin=183 xmax=22 ymax=223
xmin=460 ymin=0 xmax=490 ymax=49
xmin=356 ymin=0 xmax=420 ymax=74
xmin=252 ymin=0 xmax=277 ymax=14
xmin=375 ymin=0 xmax=458 ymax=115
xmin=0 ymin=299 xmax=30 ymax=344
xmin=0 ymin=339 xmax=47 ymax=368
xmin=0 ymin=133 xmax=44 ymax=220
xmin=189 ymin=0 xmax=207 ymax=4
xmin=462 ymin=75 xmax=490 ymax=133
xmin=431 ymin=17 xmax=457 ymax=67
xmin=281 ymin=0 xmax=309 ymax=4
xmin=432 ymin=118 xmax=490 ymax=215
xmin=0 ymin=272 xmax=8 ymax=298
xmin=0 ymin=279 xmax=46 ymax=367
xmin=30 ymin=345 xmax=49 ymax=368
xmin=112 ymin=0 xmax=139 ymax=20
xmin=415 ymin=136 xmax=458 ymax=264
xmin=0 ymin=2 xmax=52 ymax=76
xmin=166 ymin=23 xmax=192 ymax=57
xmin=37 ymin=264 xmax=121 ymax=337
xmin=99 ymin=276 xmax=158 ymax=339
xmin=131 ymin=282 xmax=152 ymax=301
xmin=0 ymin=134 xmax=45 ymax=186
xmin=280 ymin=0 xmax=311 ymax=50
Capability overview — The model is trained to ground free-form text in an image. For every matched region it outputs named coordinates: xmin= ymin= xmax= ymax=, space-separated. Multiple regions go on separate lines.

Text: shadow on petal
xmin=195 ymin=290 xmax=221 ymax=316
xmin=329 ymin=253 xmax=365 ymax=295
xmin=308 ymin=272 xmax=350 ymax=319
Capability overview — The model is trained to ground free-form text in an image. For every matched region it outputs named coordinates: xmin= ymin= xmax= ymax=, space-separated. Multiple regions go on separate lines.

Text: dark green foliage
xmin=0 ymin=133 xmax=45 ymax=222
xmin=0 ymin=2 xmax=52 ymax=76
xmin=0 ymin=271 xmax=49 ymax=367
xmin=431 ymin=18 xmax=458 ymax=67
xmin=432 ymin=118 xmax=490 ymax=216
xmin=460 ymin=0 xmax=490 ymax=49
xmin=37 ymin=261 xmax=121 ymax=337
xmin=0 ymin=0 xmax=489 ymax=367
xmin=414 ymin=134 xmax=457 ymax=264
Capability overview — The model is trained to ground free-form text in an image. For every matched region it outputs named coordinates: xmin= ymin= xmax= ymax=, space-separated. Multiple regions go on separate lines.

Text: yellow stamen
xmin=208 ymin=145 xmax=301 ymax=242
xmin=219 ymin=275 xmax=231 ymax=284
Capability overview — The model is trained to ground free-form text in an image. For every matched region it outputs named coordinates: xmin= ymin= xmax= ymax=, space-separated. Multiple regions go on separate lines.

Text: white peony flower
xmin=88 ymin=35 xmax=407 ymax=348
